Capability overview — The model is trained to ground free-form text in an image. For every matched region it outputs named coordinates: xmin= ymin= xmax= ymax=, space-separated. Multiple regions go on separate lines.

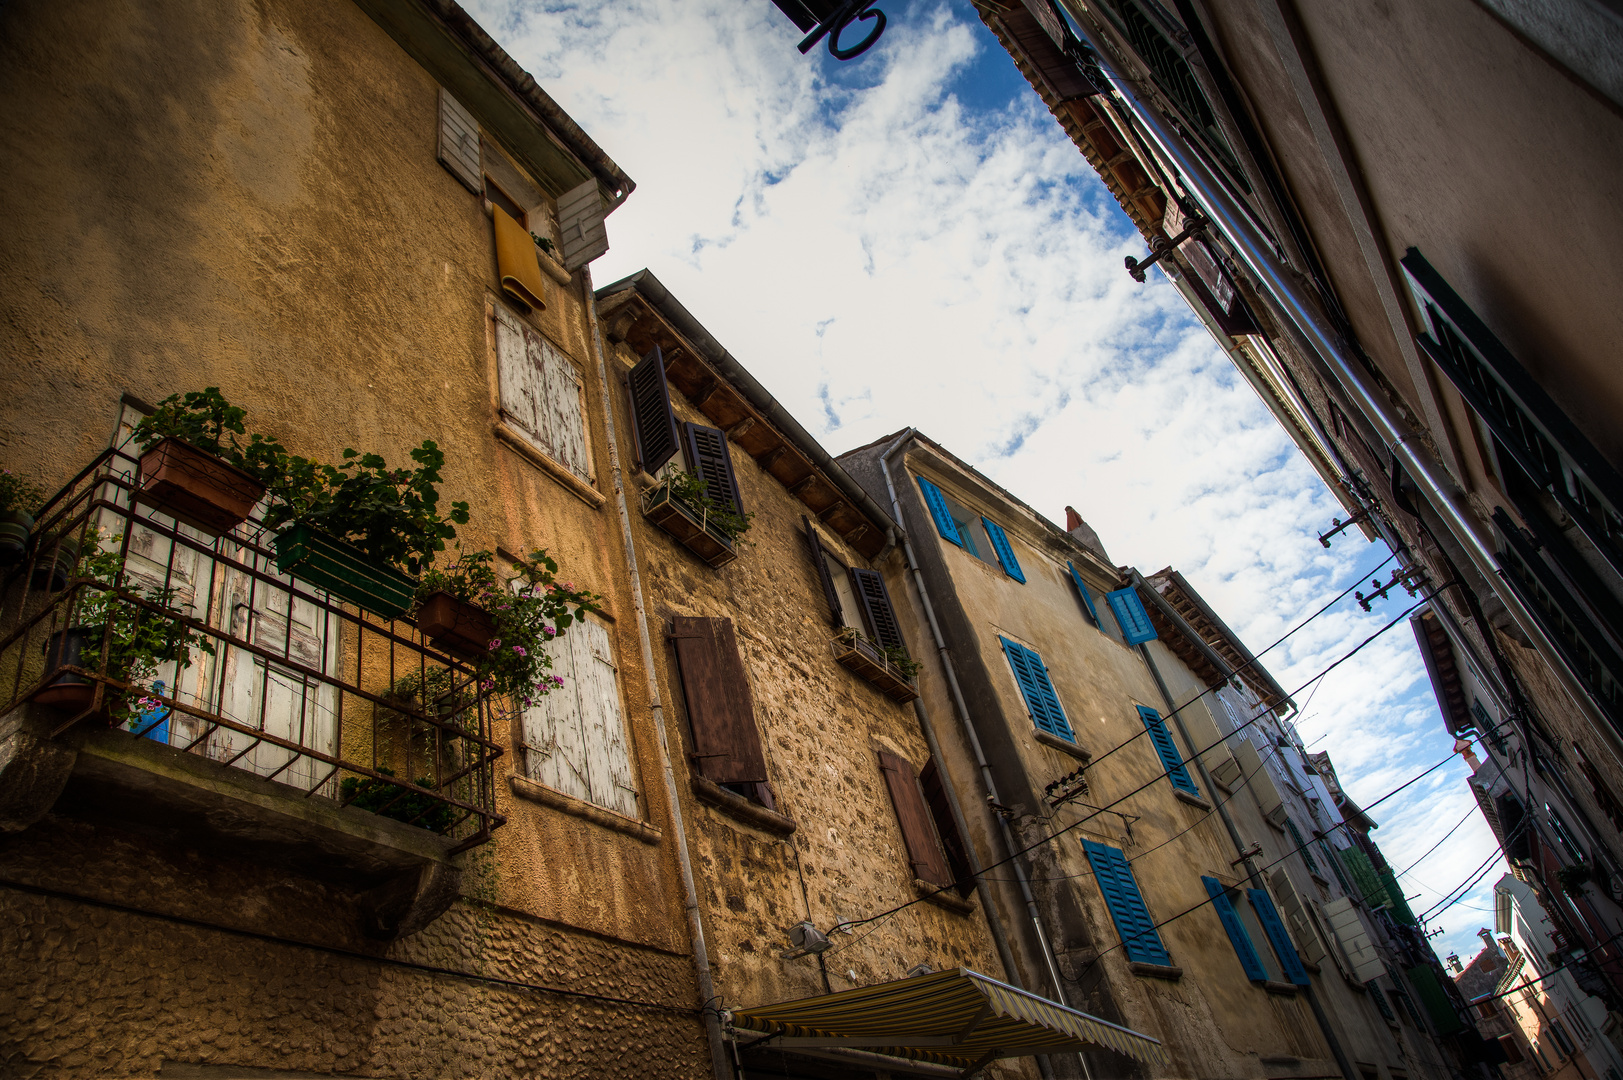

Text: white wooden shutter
xmin=1269 ymin=869 xmax=1328 ymax=966
xmin=521 ymin=617 xmax=636 ymax=817
xmin=438 ymin=87 xmax=482 ymax=194
xmin=556 ymin=178 xmax=609 ymax=269
xmin=1322 ymin=895 xmax=1386 ymax=982
xmin=493 ymin=307 xmax=593 ymax=482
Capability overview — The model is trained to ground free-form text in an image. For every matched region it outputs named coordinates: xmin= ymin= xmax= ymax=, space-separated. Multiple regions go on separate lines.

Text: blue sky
xmin=469 ymin=0 xmax=1505 ymax=964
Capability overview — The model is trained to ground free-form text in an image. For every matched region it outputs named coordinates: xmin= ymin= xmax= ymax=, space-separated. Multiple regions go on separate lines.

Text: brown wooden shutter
xmin=671 ymin=616 xmax=767 ymax=784
xmin=919 ymin=758 xmax=975 ymax=896
xmin=803 ymin=516 xmax=844 ymax=628
xmin=628 ymin=345 xmax=679 ymax=473
xmin=684 ymin=422 xmax=744 ymax=516
xmin=849 ymin=567 xmax=904 ymax=653
xmin=878 ymin=751 xmax=952 ymax=887
xmin=437 ymin=88 xmax=482 ymax=194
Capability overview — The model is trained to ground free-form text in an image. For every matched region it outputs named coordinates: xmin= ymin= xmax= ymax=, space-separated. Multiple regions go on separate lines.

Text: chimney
xmin=1066 ymin=506 xmax=1083 ymax=531
xmin=1479 ymin=927 xmax=1503 ymax=957
xmin=1063 ymin=506 xmax=1112 ymax=564
xmin=1454 ymin=736 xmax=1481 ymax=772
xmin=1447 ymin=953 xmax=1463 ymax=974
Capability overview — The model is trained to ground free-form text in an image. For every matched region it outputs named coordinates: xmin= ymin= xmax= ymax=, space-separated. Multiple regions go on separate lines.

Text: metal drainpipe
xmin=582 ymin=267 xmax=731 ymax=1080
xmin=1132 ymin=619 xmax=1356 ymax=1080
xmin=1068 ymin=16 xmax=1620 ymax=768
xmin=878 ymin=429 xmax=1071 ymax=1080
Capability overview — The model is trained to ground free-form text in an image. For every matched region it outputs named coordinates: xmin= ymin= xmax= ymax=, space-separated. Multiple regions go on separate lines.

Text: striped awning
xmin=731 ymin=968 xmax=1169 ymax=1070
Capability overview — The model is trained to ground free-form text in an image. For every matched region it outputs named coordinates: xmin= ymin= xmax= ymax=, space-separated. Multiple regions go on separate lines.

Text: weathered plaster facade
xmin=0 ymin=0 xmax=708 ymax=1075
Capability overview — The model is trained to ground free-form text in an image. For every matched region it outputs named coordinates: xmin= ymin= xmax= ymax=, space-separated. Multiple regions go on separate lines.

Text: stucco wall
xmin=0 ymin=0 xmax=708 ymax=1074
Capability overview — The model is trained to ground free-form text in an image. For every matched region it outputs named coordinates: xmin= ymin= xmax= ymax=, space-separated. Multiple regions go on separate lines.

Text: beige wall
xmin=0 ymin=0 xmax=708 ymax=1074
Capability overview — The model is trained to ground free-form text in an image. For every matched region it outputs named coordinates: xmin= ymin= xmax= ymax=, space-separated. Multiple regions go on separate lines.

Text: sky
xmin=465 ymin=0 xmax=1505 ymax=965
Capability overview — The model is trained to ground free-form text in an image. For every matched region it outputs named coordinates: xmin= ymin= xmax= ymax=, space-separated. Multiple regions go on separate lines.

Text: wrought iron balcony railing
xmin=0 ymin=446 xmax=505 ymax=851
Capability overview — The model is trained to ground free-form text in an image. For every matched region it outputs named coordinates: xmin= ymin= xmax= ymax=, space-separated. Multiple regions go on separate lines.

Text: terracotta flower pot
xmin=0 ymin=508 xmax=32 ymax=565
xmin=137 ymin=437 xmax=266 ymax=536
xmin=415 ymin=591 xmax=498 ymax=660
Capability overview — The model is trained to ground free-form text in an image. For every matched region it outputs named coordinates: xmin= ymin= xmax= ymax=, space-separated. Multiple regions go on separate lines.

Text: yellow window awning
xmin=731 ymin=967 xmax=1169 ymax=1071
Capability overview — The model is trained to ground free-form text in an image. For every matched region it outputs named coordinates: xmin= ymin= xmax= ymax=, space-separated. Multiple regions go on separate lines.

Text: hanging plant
xmin=0 ymin=468 xmax=46 ymax=564
xmin=130 ymin=388 xmax=287 ymax=534
xmin=1557 ymin=863 xmax=1593 ymax=896
xmin=664 ymin=468 xmax=754 ymax=543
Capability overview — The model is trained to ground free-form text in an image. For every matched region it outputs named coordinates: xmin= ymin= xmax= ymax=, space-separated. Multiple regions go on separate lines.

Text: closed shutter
xmin=1202 ymin=876 xmax=1268 ymax=981
xmin=878 ymin=751 xmax=953 ymax=887
xmin=804 ymin=517 xmax=844 ymax=628
xmin=980 ymin=518 xmax=1026 ymax=582
xmin=1336 ymin=844 xmax=1386 ymax=908
xmin=999 ymin=637 xmax=1075 ymax=743
xmin=1107 ymin=587 xmax=1158 ymax=644
xmin=1248 ymin=889 xmax=1311 ymax=985
xmin=1082 ymin=840 xmax=1170 ymax=965
xmin=1067 ymin=561 xmax=1100 ymax=626
xmin=919 ymin=758 xmax=975 ymax=896
xmin=1322 ymin=895 xmax=1386 ymax=982
xmin=1381 ymin=868 xmax=1419 ymax=926
xmin=494 ymin=306 xmax=592 ymax=481
xmin=1137 ymin=705 xmax=1198 ymax=796
xmin=521 ymin=617 xmax=637 ymax=817
xmin=850 ymin=567 xmax=905 ymax=654
xmin=557 ymin=178 xmax=609 ymax=269
xmin=1284 ymin=818 xmax=1320 ymax=875
xmin=1268 ymin=868 xmax=1328 ymax=967
xmin=671 ymin=616 xmax=767 ymax=784
xmin=437 ymin=87 xmax=482 ymax=194
xmin=915 ymin=476 xmax=962 ymax=546
xmin=684 ymin=422 xmax=744 ymax=517
xmin=627 ymin=345 xmax=679 ymax=473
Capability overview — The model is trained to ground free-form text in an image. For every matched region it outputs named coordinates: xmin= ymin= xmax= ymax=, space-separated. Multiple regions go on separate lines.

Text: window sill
xmin=493 ymin=421 xmax=605 ymax=510
xmin=1263 ymin=981 xmax=1300 ymax=997
xmin=1128 ymin=961 xmax=1183 ymax=982
xmin=914 ymin=879 xmax=976 ymax=916
xmin=691 ymin=775 xmax=797 ymax=837
xmin=1173 ymin=789 xmax=1212 ymax=811
xmin=509 ymin=774 xmax=661 ymax=845
xmin=1035 ymin=730 xmax=1091 ymax=761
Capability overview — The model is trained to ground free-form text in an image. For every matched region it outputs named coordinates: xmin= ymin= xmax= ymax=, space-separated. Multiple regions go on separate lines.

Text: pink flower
xmin=479 ymin=678 xmax=495 ymax=691
xmin=512 ymin=645 xmax=527 ymax=657
xmin=552 ymin=675 xmax=564 ymax=687
xmin=487 ymin=638 xmax=501 ymax=650
xmin=543 ymin=626 xmax=557 ymax=638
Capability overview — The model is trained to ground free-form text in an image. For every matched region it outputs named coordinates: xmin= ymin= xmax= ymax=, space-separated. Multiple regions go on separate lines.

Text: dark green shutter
xmin=916 ymin=476 xmax=962 ymax=546
xmin=1405 ymin=963 xmax=1467 ymax=1034
xmin=1107 ymin=587 xmax=1158 ymax=644
xmin=1248 ymin=889 xmax=1310 ymax=986
xmin=683 ymin=422 xmax=743 ymax=517
xmin=1202 ymin=877 xmax=1267 ymax=981
xmin=1285 ymin=818 xmax=1320 ymax=875
xmin=627 ymin=345 xmax=679 ymax=473
xmin=1381 ymin=868 xmax=1418 ymax=926
xmin=850 ymin=567 xmax=906 ymax=654
xmin=1083 ymin=840 xmax=1170 ymax=965
xmin=1137 ymin=705 xmax=1198 ymax=795
xmin=981 ymin=517 xmax=1025 ymax=582
xmin=1000 ymin=637 xmax=1075 ymax=743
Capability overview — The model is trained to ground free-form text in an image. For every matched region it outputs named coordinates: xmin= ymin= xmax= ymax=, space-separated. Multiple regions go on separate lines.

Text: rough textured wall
xmin=0 ymin=0 xmax=707 ymax=1074
xmin=606 ymin=338 xmax=1033 ymax=1076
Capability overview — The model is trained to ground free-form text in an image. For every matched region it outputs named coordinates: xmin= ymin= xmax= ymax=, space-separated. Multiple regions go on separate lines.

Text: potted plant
xmin=0 ymin=468 xmax=45 ymax=565
xmin=35 ymin=541 xmax=216 ymax=723
xmin=415 ymin=548 xmax=601 ymax=706
xmin=641 ymin=468 xmax=753 ymax=568
xmin=261 ymin=441 xmax=470 ymax=619
xmin=832 ymin=625 xmax=922 ymax=703
xmin=340 ymin=767 xmax=455 ymax=832
xmin=1557 ymin=863 xmax=1593 ymax=897
xmin=131 ymin=388 xmax=286 ymax=536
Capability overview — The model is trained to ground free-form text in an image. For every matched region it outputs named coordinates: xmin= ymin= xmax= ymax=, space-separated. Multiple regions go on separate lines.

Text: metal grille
xmin=0 ymin=447 xmax=505 ymax=851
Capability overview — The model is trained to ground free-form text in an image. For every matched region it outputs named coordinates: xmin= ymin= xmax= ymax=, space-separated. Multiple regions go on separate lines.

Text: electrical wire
xmin=1417 ymin=849 xmax=1509 ymax=922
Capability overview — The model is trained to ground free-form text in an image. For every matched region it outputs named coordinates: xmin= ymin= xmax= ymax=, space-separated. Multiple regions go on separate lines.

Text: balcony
xmin=830 ymin=630 xmax=919 ymax=703
xmin=640 ymin=480 xmax=738 ymax=567
xmin=0 ymin=447 xmax=506 ymax=937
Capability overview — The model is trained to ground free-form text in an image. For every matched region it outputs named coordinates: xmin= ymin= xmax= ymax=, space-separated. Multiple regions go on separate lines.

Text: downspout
xmin=583 ymin=267 xmax=730 ymax=1080
xmin=878 ymin=429 xmax=1069 ymax=1080
xmin=1127 ymin=572 xmax=1356 ymax=1080
xmin=1069 ymin=16 xmax=1622 ymax=769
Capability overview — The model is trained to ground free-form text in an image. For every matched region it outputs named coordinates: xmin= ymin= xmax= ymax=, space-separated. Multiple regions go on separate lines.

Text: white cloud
xmin=470 ymin=0 xmax=1503 ymax=964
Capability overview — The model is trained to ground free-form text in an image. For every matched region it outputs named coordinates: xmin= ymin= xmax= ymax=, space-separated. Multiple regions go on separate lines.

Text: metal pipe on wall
xmin=1065 ymin=14 xmax=1622 ymax=768
xmin=583 ymin=267 xmax=731 ymax=1080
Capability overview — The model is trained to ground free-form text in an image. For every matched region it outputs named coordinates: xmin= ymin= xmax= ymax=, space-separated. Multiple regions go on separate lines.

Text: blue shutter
xmin=981 ymin=518 xmax=1026 ymax=583
xmin=1202 ymin=876 xmax=1267 ymax=981
xmin=1082 ymin=840 xmax=1170 ymax=965
xmin=916 ymin=476 xmax=962 ymax=547
xmin=1000 ymin=637 xmax=1075 ymax=743
xmin=1107 ymin=588 xmax=1158 ymax=644
xmin=1249 ymin=889 xmax=1311 ymax=986
xmin=1138 ymin=705 xmax=1198 ymax=795
xmin=1067 ymin=561 xmax=1100 ymax=627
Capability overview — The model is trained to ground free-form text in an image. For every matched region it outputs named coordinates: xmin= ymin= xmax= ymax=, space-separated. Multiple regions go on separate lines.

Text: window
xmin=670 ymin=615 xmax=774 ymax=808
xmin=1496 ymin=888 xmax=1514 ymax=935
xmin=1203 ymin=875 xmax=1269 ymax=981
xmin=919 ymin=758 xmax=975 ymax=897
xmin=1545 ymin=803 xmax=1586 ymax=863
xmin=519 ymin=614 xmax=637 ymax=817
xmin=804 ymin=517 xmax=861 ymax=630
xmin=493 ymin=305 xmax=592 ymax=483
xmin=1106 ymin=587 xmax=1158 ymax=644
xmin=1137 ymin=705 xmax=1198 ymax=796
xmin=878 ymin=751 xmax=963 ymax=891
xmin=1285 ymin=817 xmax=1320 ymax=875
xmin=1249 ymin=888 xmax=1310 ymax=985
xmin=484 ymin=178 xmax=527 ymax=225
xmin=1216 ymin=880 xmax=1312 ymax=986
xmin=1000 ymin=637 xmax=1075 ymax=743
xmin=915 ymin=475 xmax=1023 ymax=581
xmin=1066 ymin=561 xmax=1102 ymax=628
xmin=1498 ymin=1036 xmax=1525 ymax=1065
xmin=1081 ymin=840 xmax=1170 ymax=965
